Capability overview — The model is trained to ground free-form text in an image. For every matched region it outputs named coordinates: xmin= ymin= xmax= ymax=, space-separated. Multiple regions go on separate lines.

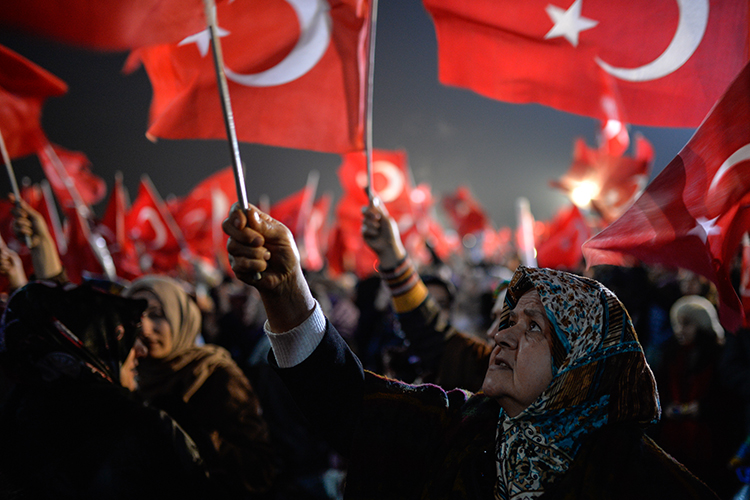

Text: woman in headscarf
xmin=0 ymin=281 xmax=210 ymax=499
xmin=124 ymin=275 xmax=276 ymax=499
xmin=223 ymin=202 xmax=721 ymax=500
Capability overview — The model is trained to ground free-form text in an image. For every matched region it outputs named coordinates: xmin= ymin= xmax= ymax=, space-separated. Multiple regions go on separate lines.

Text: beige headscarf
xmin=125 ymin=275 xmax=234 ymax=402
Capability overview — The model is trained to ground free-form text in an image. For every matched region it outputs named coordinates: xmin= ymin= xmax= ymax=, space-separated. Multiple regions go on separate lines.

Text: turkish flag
xmin=126 ymin=175 xmax=185 ymax=274
xmin=98 ymin=173 xmax=142 ymax=280
xmin=583 ymin=61 xmax=750 ymax=332
xmin=169 ymin=166 xmax=236 ymax=269
xmin=0 ymin=0 xmax=212 ymax=51
xmin=329 ymin=149 xmax=413 ymax=277
xmin=130 ymin=0 xmax=370 ymax=154
xmin=37 ymin=143 xmax=107 ymax=208
xmin=269 ymin=185 xmax=315 ymax=238
xmin=441 ymin=186 xmax=490 ymax=237
xmin=536 ymin=204 xmax=591 ymax=270
xmin=301 ymin=193 xmax=331 ymax=272
xmin=61 ymin=206 xmax=105 ymax=284
xmin=0 ymin=45 xmax=67 ymax=161
xmin=423 ymin=0 xmax=749 ymax=128
xmin=551 ymin=135 xmax=654 ymax=224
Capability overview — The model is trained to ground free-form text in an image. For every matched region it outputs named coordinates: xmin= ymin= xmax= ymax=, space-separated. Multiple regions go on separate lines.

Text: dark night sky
xmin=0 ymin=0 xmax=696 ymax=229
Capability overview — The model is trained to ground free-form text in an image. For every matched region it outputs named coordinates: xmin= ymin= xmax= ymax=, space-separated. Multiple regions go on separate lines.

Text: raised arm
xmin=9 ymin=194 xmax=63 ymax=281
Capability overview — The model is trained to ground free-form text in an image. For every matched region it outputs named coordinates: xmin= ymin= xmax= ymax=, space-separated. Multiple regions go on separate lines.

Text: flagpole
xmin=0 ymin=128 xmax=33 ymax=248
xmin=202 ymin=0 xmax=249 ymax=211
xmin=365 ymin=0 xmax=379 ymax=201
xmin=203 ymin=0 xmax=260 ymax=280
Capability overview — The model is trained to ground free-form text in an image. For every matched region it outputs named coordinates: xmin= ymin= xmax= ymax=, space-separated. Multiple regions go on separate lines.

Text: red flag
xmin=0 ymin=0 xmax=211 ymax=51
xmin=301 ymin=194 xmax=331 ymax=272
xmin=270 ymin=186 xmax=313 ymax=238
xmin=441 ymin=186 xmax=490 ymax=238
xmin=98 ymin=173 xmax=142 ymax=280
xmin=61 ymin=206 xmax=105 ymax=284
xmin=20 ymin=181 xmax=66 ymax=257
xmin=551 ymin=135 xmax=654 ymax=223
xmin=423 ymin=0 xmax=749 ymax=128
xmin=169 ymin=166 xmax=237 ymax=269
xmin=37 ymin=143 xmax=107 ymax=208
xmin=131 ymin=0 xmax=370 ymax=154
xmin=536 ymin=204 xmax=591 ymax=270
xmin=583 ymin=61 xmax=750 ymax=332
xmin=126 ymin=175 xmax=185 ymax=274
xmin=329 ymin=149 xmax=413 ymax=277
xmin=0 ymin=45 xmax=67 ymax=160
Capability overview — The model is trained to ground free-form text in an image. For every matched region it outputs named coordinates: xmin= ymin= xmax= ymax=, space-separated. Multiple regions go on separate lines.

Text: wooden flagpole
xmin=365 ymin=0 xmax=379 ymax=201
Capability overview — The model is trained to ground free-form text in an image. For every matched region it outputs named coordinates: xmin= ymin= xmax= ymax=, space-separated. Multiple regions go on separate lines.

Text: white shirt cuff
xmin=264 ymin=300 xmax=326 ymax=368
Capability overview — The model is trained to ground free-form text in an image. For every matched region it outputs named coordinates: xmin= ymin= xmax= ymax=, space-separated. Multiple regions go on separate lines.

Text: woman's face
xmin=120 ymin=337 xmax=147 ymax=390
xmin=673 ymin=313 xmax=698 ymax=346
xmin=482 ymin=289 xmax=554 ymax=417
xmin=132 ymin=290 xmax=173 ymax=359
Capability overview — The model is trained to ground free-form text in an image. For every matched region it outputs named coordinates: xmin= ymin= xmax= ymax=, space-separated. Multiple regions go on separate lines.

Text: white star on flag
xmin=688 ymin=216 xmax=721 ymax=243
xmin=178 ymin=26 xmax=230 ymax=57
xmin=544 ymin=0 xmax=598 ymax=47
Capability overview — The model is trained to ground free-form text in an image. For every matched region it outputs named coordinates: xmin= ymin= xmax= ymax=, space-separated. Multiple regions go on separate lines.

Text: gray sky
xmin=0 ymin=0 xmax=696 ymax=229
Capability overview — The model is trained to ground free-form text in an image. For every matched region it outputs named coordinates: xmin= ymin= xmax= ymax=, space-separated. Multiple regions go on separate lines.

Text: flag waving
xmin=0 ymin=44 xmax=67 ymax=160
xmin=583 ymin=61 xmax=750 ymax=332
xmin=422 ymin=0 xmax=749 ymax=128
xmin=131 ymin=0 xmax=370 ymax=153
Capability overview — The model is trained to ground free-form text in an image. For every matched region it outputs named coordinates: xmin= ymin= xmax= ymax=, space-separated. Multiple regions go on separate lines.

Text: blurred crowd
xmin=1 ymin=196 xmax=750 ymax=500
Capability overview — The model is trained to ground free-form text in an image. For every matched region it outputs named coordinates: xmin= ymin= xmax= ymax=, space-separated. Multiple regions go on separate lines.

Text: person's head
xmin=483 ymin=266 xmax=659 ymax=424
xmin=422 ymin=274 xmax=456 ymax=324
xmin=0 ymin=281 xmax=146 ymax=387
xmin=123 ymin=276 xmax=202 ymax=360
xmin=485 ymin=279 xmax=510 ymax=343
xmin=670 ymin=295 xmax=724 ymax=347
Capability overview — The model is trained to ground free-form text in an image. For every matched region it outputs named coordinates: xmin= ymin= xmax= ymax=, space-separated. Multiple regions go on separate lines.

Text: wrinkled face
xmin=482 ymin=289 xmax=554 ymax=417
xmin=131 ymin=290 xmax=173 ymax=359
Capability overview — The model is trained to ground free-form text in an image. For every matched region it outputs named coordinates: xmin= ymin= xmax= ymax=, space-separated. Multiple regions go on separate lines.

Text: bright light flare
xmin=570 ymin=180 xmax=599 ymax=208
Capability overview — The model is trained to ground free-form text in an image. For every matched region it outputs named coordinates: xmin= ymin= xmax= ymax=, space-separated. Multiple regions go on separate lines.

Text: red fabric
xmin=61 ymin=206 xmax=104 ymax=284
xmin=269 ymin=186 xmax=313 ymax=237
xmin=441 ymin=186 xmax=490 ymax=237
xmin=0 ymin=45 xmax=66 ymax=161
xmin=37 ymin=143 xmax=107 ymax=208
xmin=536 ymin=204 xmax=590 ymax=270
xmin=551 ymin=135 xmax=654 ymax=223
xmin=301 ymin=194 xmax=331 ymax=272
xmin=131 ymin=0 xmax=370 ymax=154
xmin=169 ymin=166 xmax=237 ymax=270
xmin=423 ymin=0 xmax=749 ymax=128
xmin=329 ymin=149 xmax=413 ymax=277
xmin=583 ymin=61 xmax=750 ymax=332
xmin=0 ymin=0 xmax=211 ymax=51
xmin=126 ymin=176 xmax=184 ymax=273
xmin=21 ymin=182 xmax=66 ymax=258
xmin=98 ymin=174 xmax=142 ymax=280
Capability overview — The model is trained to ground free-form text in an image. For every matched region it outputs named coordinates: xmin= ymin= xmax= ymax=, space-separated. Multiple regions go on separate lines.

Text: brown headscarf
xmin=125 ymin=275 xmax=234 ymax=403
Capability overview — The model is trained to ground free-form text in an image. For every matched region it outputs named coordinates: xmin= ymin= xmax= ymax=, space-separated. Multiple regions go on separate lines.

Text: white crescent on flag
xmin=137 ymin=207 xmax=168 ymax=250
xmin=595 ymin=0 xmax=709 ymax=82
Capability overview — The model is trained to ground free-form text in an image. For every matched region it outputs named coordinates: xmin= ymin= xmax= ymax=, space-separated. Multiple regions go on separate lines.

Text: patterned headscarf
xmin=124 ymin=275 xmax=233 ymax=403
xmin=493 ymin=266 xmax=659 ymax=500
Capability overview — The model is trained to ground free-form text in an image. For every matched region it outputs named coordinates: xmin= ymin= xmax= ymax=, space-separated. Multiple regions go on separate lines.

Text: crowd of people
xmin=1 ymin=194 xmax=750 ymax=499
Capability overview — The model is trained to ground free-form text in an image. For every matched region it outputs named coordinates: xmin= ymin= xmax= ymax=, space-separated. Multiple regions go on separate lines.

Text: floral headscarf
xmin=493 ymin=266 xmax=659 ymax=499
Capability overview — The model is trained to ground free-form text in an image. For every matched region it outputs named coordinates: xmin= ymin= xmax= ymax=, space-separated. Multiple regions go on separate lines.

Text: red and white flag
xmin=329 ymin=149 xmax=413 ymax=277
xmin=61 ymin=206 xmax=105 ymax=284
xmin=301 ymin=193 xmax=331 ymax=272
xmin=583 ymin=61 xmax=750 ymax=332
xmin=130 ymin=0 xmax=370 ymax=153
xmin=169 ymin=166 xmax=236 ymax=268
xmin=98 ymin=172 xmax=142 ymax=280
xmin=37 ymin=142 xmax=107 ymax=208
xmin=0 ymin=45 xmax=66 ymax=161
xmin=126 ymin=175 xmax=186 ymax=274
xmin=551 ymin=135 xmax=653 ymax=223
xmin=0 ymin=0 xmax=211 ymax=51
xmin=536 ymin=204 xmax=590 ymax=270
xmin=423 ymin=0 xmax=749 ymax=128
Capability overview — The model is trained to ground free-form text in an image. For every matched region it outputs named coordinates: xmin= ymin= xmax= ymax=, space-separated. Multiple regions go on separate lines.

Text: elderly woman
xmin=223 ymin=203 xmax=719 ymax=499
xmin=0 ymin=281 xmax=210 ymax=498
xmin=123 ymin=275 xmax=276 ymax=499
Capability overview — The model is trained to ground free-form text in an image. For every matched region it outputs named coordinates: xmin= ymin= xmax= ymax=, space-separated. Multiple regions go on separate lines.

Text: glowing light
xmin=570 ymin=180 xmax=599 ymax=207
